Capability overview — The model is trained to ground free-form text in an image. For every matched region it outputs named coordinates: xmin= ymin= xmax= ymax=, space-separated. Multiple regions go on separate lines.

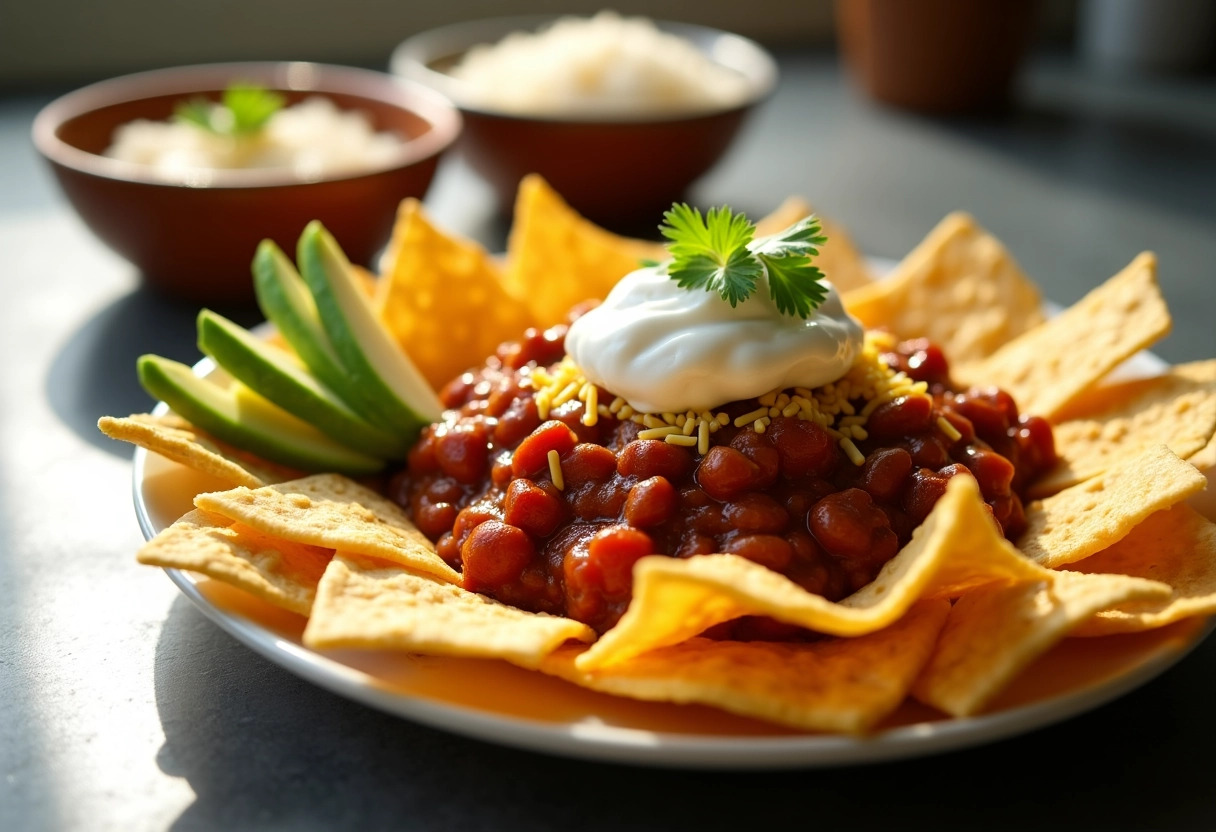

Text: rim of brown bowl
xmin=32 ymin=61 xmax=462 ymax=189
xmin=390 ymin=15 xmax=779 ymax=124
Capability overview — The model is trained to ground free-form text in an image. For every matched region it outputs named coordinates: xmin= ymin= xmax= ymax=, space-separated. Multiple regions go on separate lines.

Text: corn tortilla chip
xmin=543 ymin=599 xmax=950 ymax=734
xmin=1018 ymin=445 xmax=1208 ymax=568
xmin=504 ymin=174 xmax=665 ymax=327
xmin=137 ymin=510 xmax=331 ymax=616
xmin=1191 ymin=433 xmax=1216 ymax=472
xmin=303 ymin=553 xmax=594 ymax=668
xmin=376 ymin=199 xmax=534 ymax=392
xmin=1071 ymin=504 xmax=1216 ymax=636
xmin=955 ymin=252 xmax=1171 ymax=419
xmin=577 ymin=475 xmax=1046 ymax=670
xmin=99 ymin=414 xmax=295 ymax=488
xmin=193 ymin=473 xmax=461 ymax=584
xmin=1030 ymin=360 xmax=1216 ymax=497
xmin=752 ymin=196 xmax=874 ymax=294
xmin=842 ymin=212 xmax=1045 ymax=366
xmin=913 ymin=571 xmax=1171 ymax=717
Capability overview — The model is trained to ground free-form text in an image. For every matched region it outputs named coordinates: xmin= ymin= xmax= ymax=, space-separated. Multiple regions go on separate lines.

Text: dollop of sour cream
xmin=565 ymin=266 xmax=865 ymax=413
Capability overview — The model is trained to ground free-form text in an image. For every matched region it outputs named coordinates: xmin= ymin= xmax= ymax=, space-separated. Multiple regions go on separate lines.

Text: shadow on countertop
xmin=45 ymin=285 xmax=264 ymax=456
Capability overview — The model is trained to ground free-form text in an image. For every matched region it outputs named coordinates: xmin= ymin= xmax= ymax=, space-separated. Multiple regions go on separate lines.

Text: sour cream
xmin=565 ymin=265 xmax=864 ymax=413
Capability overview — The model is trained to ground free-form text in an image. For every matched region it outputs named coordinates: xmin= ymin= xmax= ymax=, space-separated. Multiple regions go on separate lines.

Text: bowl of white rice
xmin=391 ymin=13 xmax=777 ymax=227
xmin=33 ymin=62 xmax=461 ymax=303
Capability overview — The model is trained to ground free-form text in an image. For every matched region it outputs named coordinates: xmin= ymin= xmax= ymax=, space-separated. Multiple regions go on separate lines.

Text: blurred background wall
xmin=0 ymin=0 xmax=1085 ymax=88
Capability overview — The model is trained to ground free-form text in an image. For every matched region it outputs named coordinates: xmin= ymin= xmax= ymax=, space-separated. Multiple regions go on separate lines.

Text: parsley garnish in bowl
xmin=174 ymin=83 xmax=286 ymax=137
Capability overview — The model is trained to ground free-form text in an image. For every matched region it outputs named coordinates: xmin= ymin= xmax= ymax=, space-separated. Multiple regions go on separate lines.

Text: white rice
xmin=104 ymin=96 xmax=404 ymax=180
xmin=449 ymin=12 xmax=752 ymax=117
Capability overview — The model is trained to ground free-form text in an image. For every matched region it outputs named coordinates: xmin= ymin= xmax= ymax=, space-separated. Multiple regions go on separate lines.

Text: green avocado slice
xmin=196 ymin=309 xmax=407 ymax=460
xmin=137 ymin=354 xmax=385 ymax=476
xmin=251 ymin=240 xmax=400 ymax=432
xmin=296 ymin=221 xmax=442 ymax=443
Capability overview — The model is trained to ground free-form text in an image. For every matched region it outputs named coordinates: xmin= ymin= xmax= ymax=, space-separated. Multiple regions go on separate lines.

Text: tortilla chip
xmin=376 ymin=199 xmax=534 ymax=392
xmin=752 ymin=197 xmax=874 ymax=293
xmin=1031 ymin=360 xmax=1216 ymax=497
xmin=99 ymin=413 xmax=295 ymax=488
xmin=842 ymin=213 xmax=1045 ymax=366
xmin=1191 ymin=433 xmax=1216 ymax=472
xmin=1018 ymin=445 xmax=1208 ymax=568
xmin=913 ymin=571 xmax=1171 ymax=717
xmin=576 ymin=475 xmax=1046 ymax=670
xmin=137 ymin=509 xmax=331 ymax=616
xmin=193 ymin=473 xmax=461 ymax=584
xmin=303 ymin=553 xmax=594 ymax=668
xmin=504 ymin=174 xmax=665 ymax=327
xmin=955 ymin=252 xmax=1171 ymax=419
xmin=543 ymin=599 xmax=950 ymax=734
xmin=1071 ymin=504 xmax=1216 ymax=636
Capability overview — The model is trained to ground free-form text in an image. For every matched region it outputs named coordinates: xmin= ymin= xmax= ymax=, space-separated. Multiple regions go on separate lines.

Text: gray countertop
xmin=2 ymin=53 xmax=1215 ymax=831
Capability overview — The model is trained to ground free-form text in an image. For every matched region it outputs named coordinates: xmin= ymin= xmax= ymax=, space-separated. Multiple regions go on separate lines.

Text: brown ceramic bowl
xmin=33 ymin=62 xmax=461 ymax=304
xmin=391 ymin=16 xmax=777 ymax=229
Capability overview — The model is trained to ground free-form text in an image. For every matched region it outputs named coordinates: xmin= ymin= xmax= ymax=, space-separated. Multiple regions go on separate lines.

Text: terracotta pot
xmin=836 ymin=0 xmax=1035 ymax=113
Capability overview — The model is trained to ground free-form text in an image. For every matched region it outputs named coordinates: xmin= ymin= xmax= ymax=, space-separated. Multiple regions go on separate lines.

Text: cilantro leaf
xmin=661 ymin=204 xmax=761 ymax=308
xmin=659 ymin=203 xmax=830 ymax=318
xmin=174 ymin=82 xmax=285 ymax=137
xmin=752 ymin=215 xmax=830 ymax=317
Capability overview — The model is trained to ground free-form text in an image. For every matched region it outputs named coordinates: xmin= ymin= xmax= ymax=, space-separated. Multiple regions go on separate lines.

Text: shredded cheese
xmin=547 ymin=449 xmax=564 ymax=490
xmin=530 ymin=332 xmax=931 ymax=464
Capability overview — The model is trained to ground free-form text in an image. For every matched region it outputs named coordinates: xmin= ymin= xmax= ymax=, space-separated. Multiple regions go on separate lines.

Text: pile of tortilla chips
xmin=102 ymin=175 xmax=1216 ymax=734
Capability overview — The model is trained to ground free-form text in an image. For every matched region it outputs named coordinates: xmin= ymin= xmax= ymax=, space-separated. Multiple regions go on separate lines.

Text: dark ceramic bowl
xmin=391 ymin=16 xmax=777 ymax=229
xmin=33 ymin=62 xmax=461 ymax=304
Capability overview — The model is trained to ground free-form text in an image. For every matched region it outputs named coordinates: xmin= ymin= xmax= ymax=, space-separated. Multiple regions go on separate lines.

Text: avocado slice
xmin=137 ymin=354 xmax=385 ymax=476
xmin=196 ymin=309 xmax=407 ymax=460
xmin=251 ymin=240 xmax=400 ymax=432
xmin=296 ymin=221 xmax=442 ymax=441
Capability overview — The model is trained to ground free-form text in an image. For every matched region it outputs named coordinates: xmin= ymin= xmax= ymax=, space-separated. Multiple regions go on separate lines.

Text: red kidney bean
xmin=948 ymin=390 xmax=1010 ymax=440
xmin=461 ymin=520 xmax=535 ymax=592
xmin=571 ymin=482 xmax=629 ymax=521
xmin=729 ymin=430 xmax=780 ymax=488
xmin=585 ymin=525 xmax=655 ymax=595
xmin=407 ymin=430 xmax=440 ymax=474
xmin=902 ymin=468 xmax=951 ymax=525
xmin=722 ymin=493 xmax=790 ymax=534
xmin=810 ymin=488 xmax=899 ymax=564
xmin=860 ymin=447 xmax=913 ymax=502
xmin=439 ymin=371 xmax=476 ymax=409
xmin=961 ymin=447 xmax=1015 ymax=499
xmin=503 ymin=478 xmax=565 ymax=537
xmin=723 ymin=534 xmax=793 ymax=571
xmin=563 ymin=443 xmax=618 ymax=486
xmin=434 ymin=421 xmax=491 ymax=484
xmin=451 ymin=499 xmax=503 ymax=548
xmin=624 ymin=476 xmax=678 ymax=527
xmin=616 ymin=439 xmax=693 ymax=481
xmin=493 ymin=397 xmax=541 ymax=448
xmin=511 ymin=420 xmax=578 ymax=478
xmin=676 ymin=532 xmax=717 ymax=557
xmin=867 ymin=395 xmax=934 ymax=439
xmin=696 ymin=446 xmax=761 ymax=501
xmin=900 ymin=338 xmax=950 ymax=385
xmin=768 ymin=417 xmax=838 ymax=478
xmin=414 ymin=499 xmax=457 ymax=540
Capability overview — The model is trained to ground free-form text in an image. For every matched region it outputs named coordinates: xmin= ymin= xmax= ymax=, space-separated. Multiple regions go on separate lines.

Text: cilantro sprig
xmin=659 ymin=203 xmax=829 ymax=319
xmin=175 ymin=83 xmax=286 ymax=137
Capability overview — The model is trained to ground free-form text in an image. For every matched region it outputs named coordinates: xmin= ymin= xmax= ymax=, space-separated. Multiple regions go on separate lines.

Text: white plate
xmin=131 ymin=344 xmax=1215 ymax=768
